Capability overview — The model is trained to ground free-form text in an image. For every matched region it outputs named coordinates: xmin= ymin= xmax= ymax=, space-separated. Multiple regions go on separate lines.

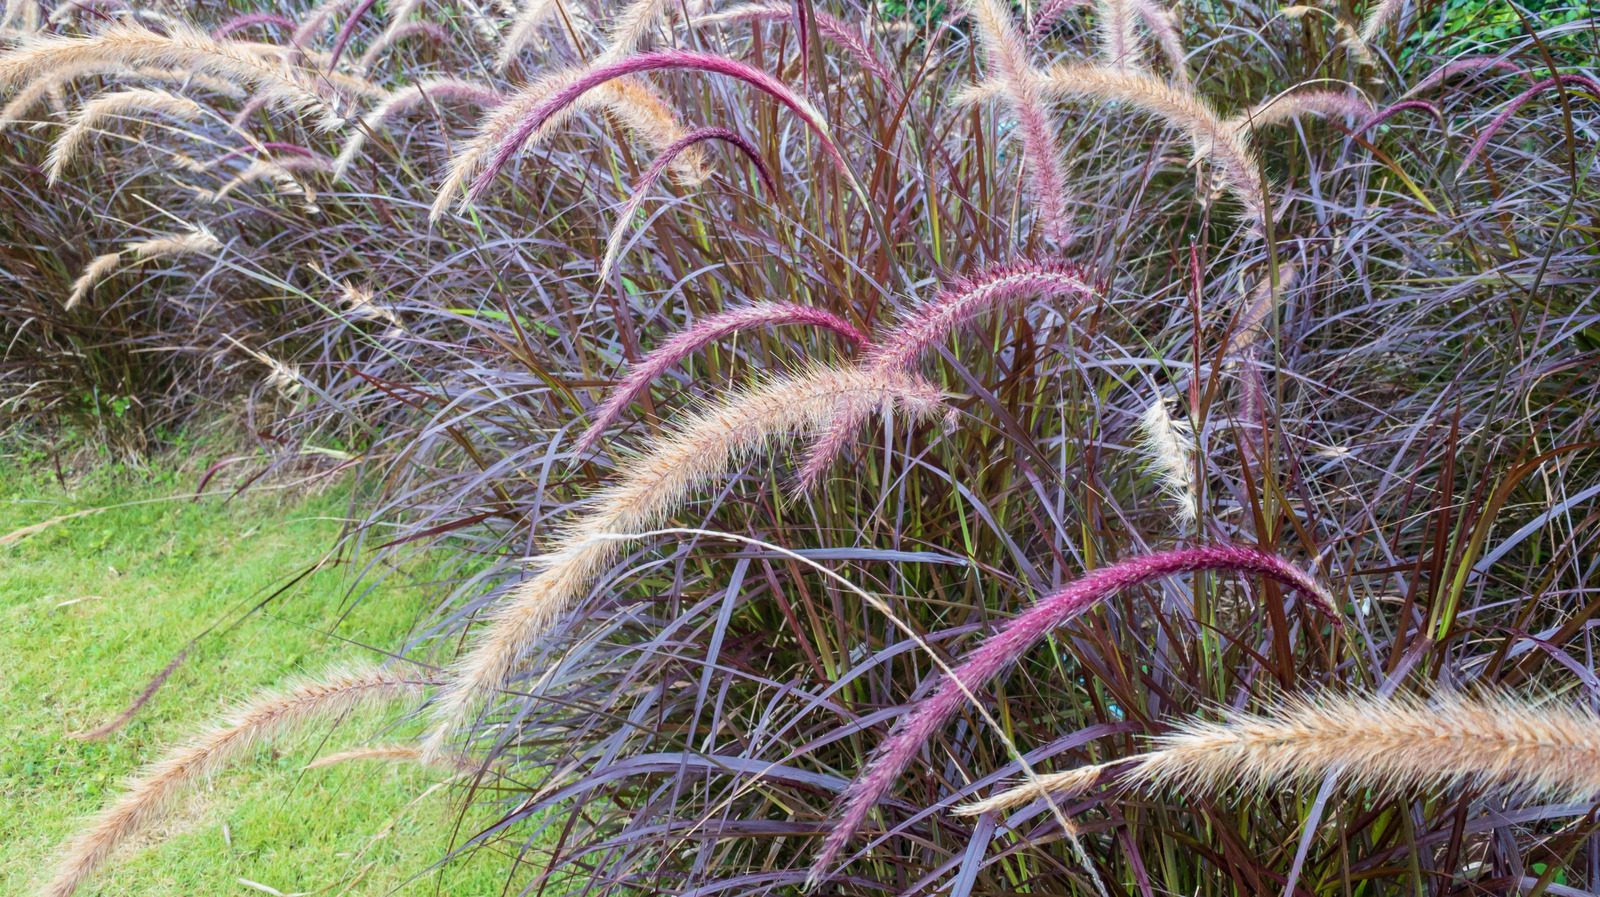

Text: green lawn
xmin=0 ymin=447 xmax=521 ymax=897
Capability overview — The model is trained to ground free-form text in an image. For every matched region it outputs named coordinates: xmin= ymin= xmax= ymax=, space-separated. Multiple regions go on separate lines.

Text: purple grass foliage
xmin=795 ymin=259 xmax=1096 ymax=489
xmin=808 ymin=544 xmax=1341 ymax=885
xmin=469 ymin=50 xmax=845 ymax=205
xmin=574 ymin=301 xmax=868 ymax=455
xmin=1457 ymin=74 xmax=1600 ymax=176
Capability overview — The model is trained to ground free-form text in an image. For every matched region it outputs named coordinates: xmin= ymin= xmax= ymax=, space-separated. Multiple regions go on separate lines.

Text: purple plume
xmin=598 ymin=127 xmax=776 ymax=284
xmin=327 ymin=0 xmax=380 ymax=69
xmin=695 ymin=5 xmax=905 ymax=101
xmin=807 ymin=544 xmax=1342 ymax=886
xmin=1405 ymin=56 xmax=1533 ymax=97
xmin=1457 ymin=74 xmax=1600 ymax=177
xmin=574 ymin=302 xmax=868 ymax=455
xmin=211 ymin=12 xmax=296 ymax=39
xmin=470 ymin=51 xmax=846 ymax=205
xmin=794 ymin=259 xmax=1096 ymax=489
xmin=1356 ymin=99 xmax=1444 ymax=133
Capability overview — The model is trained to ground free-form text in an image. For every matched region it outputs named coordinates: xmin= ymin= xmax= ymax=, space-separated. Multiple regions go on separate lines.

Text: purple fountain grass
xmin=355 ymin=20 xmax=447 ymax=72
xmin=1456 ymin=74 xmax=1600 ymax=177
xmin=692 ymin=4 xmax=904 ymax=102
xmin=210 ymin=12 xmax=296 ymax=40
xmin=795 ymin=259 xmax=1096 ymax=489
xmin=326 ymin=0 xmax=379 ymax=69
xmin=1405 ymin=56 xmax=1532 ymax=96
xmin=1356 ymin=98 xmax=1443 ymax=133
xmin=806 ymin=544 xmax=1341 ymax=885
xmin=1128 ymin=0 xmax=1189 ymax=87
xmin=962 ymin=0 xmax=1075 ymax=244
xmin=596 ymin=126 xmax=777 ymax=283
xmin=1228 ymin=88 xmax=1374 ymax=132
xmin=574 ymin=299 xmax=864 ymax=455
xmin=468 ymin=50 xmax=843 ymax=206
xmin=334 ymin=77 xmax=504 ymax=177
xmin=1029 ymin=0 xmax=1090 ymax=40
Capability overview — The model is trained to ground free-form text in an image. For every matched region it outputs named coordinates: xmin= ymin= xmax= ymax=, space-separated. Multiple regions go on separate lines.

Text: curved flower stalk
xmin=1404 ymin=56 xmax=1530 ymax=97
xmin=355 ymin=19 xmax=446 ymax=73
xmin=808 ymin=545 xmax=1340 ymax=883
xmin=431 ymin=67 xmax=704 ymax=220
xmin=210 ymin=12 xmax=296 ymax=40
xmin=1355 ymin=98 xmax=1442 ymax=133
xmin=576 ymin=300 xmax=862 ymax=454
xmin=334 ymin=77 xmax=503 ymax=177
xmin=43 ymin=663 xmax=436 ymax=897
xmin=1030 ymin=0 xmax=1090 ymax=38
xmin=1356 ymin=0 xmax=1405 ymax=47
xmin=597 ymin=126 xmax=777 ymax=283
xmin=961 ymin=0 xmax=1073 ymax=244
xmin=421 ymin=366 xmax=948 ymax=761
xmin=958 ymin=692 xmax=1600 ymax=816
xmin=65 ymin=226 xmax=221 ymax=310
xmin=1456 ymin=75 xmax=1600 ymax=177
xmin=46 ymin=87 xmax=205 ymax=183
xmin=0 ymin=22 xmax=343 ymax=128
xmin=466 ymin=51 xmax=844 ymax=209
xmin=1032 ymin=64 xmax=1266 ymax=223
xmin=1226 ymin=88 xmax=1373 ymax=134
xmin=687 ymin=3 xmax=905 ymax=102
xmin=796 ymin=259 xmax=1096 ymax=488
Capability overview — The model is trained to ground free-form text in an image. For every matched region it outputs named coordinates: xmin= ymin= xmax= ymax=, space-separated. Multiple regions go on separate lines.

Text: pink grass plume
xmin=807 ymin=544 xmax=1340 ymax=886
xmin=795 ymin=259 xmax=1096 ymax=489
xmin=210 ymin=12 xmax=296 ymax=39
xmin=469 ymin=50 xmax=844 ymax=206
xmin=1456 ymin=74 xmax=1600 ymax=177
xmin=1405 ymin=56 xmax=1533 ymax=97
xmin=1355 ymin=99 xmax=1443 ymax=133
xmin=575 ymin=300 xmax=866 ymax=455
xmin=596 ymin=126 xmax=776 ymax=283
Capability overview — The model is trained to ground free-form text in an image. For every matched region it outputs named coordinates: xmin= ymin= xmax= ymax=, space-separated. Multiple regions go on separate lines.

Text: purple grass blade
xmin=574 ymin=302 xmax=868 ymax=455
xmin=1029 ymin=0 xmax=1091 ymax=39
xmin=469 ymin=50 xmax=845 ymax=205
xmin=807 ymin=544 xmax=1342 ymax=886
xmin=1356 ymin=99 xmax=1444 ymax=133
xmin=794 ymin=259 xmax=1097 ymax=490
xmin=210 ymin=12 xmax=296 ymax=39
xmin=1457 ymin=75 xmax=1600 ymax=177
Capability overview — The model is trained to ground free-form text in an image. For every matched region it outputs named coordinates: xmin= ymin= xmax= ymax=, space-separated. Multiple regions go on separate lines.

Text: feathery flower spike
xmin=1455 ymin=75 xmax=1600 ymax=177
xmin=46 ymin=87 xmax=205 ymax=183
xmin=808 ymin=545 xmax=1339 ymax=885
xmin=333 ymin=77 xmax=503 ymax=177
xmin=468 ymin=51 xmax=842 ymax=208
xmin=961 ymin=692 xmax=1600 ymax=815
xmin=1139 ymin=397 xmax=1198 ymax=526
xmin=43 ymin=664 xmax=435 ymax=897
xmin=422 ymin=366 xmax=948 ymax=761
xmin=576 ymin=299 xmax=861 ymax=455
xmin=796 ymin=259 xmax=1095 ymax=489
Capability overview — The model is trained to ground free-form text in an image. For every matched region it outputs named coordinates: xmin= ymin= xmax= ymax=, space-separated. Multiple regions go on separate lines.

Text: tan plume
xmin=63 ymin=226 xmax=220 ymax=310
xmin=0 ymin=22 xmax=343 ymax=129
xmin=46 ymin=87 xmax=205 ymax=183
xmin=421 ymin=366 xmax=949 ymax=760
xmin=42 ymin=663 xmax=434 ymax=897
xmin=961 ymin=692 xmax=1600 ymax=817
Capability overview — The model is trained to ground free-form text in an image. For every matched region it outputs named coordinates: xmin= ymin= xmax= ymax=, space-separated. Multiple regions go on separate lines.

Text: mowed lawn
xmin=0 ymin=448 xmax=520 ymax=897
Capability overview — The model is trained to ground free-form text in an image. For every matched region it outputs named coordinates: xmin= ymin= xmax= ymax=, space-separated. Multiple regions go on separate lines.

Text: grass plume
xmin=422 ymin=366 xmax=948 ymax=760
xmin=810 ymin=545 xmax=1339 ymax=883
xmin=960 ymin=692 xmax=1600 ymax=815
xmin=333 ymin=77 xmax=503 ymax=178
xmin=46 ymin=87 xmax=205 ymax=184
xmin=64 ymin=226 xmax=220 ymax=310
xmin=42 ymin=663 xmax=435 ymax=897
